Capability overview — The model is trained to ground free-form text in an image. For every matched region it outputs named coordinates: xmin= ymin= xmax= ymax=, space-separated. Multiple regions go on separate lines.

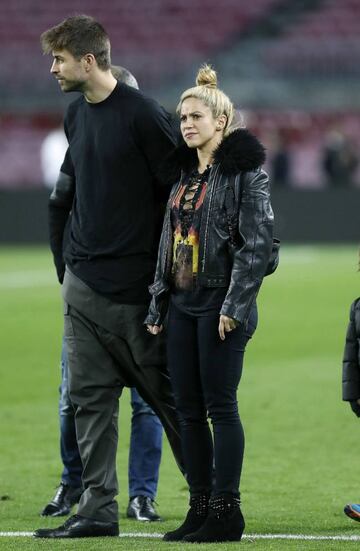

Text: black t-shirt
xmin=62 ymin=82 xmax=176 ymax=303
xmin=170 ymin=171 xmax=227 ymax=316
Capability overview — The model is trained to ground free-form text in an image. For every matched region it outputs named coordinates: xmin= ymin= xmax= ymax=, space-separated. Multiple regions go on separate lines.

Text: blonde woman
xmin=146 ymin=65 xmax=275 ymax=543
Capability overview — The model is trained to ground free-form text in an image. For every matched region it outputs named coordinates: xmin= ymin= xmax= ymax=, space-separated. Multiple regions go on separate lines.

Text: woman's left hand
xmin=146 ymin=324 xmax=163 ymax=335
xmin=218 ymin=315 xmax=238 ymax=340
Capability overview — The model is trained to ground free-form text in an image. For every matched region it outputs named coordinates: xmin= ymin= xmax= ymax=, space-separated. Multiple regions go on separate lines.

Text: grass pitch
xmin=0 ymin=244 xmax=360 ymax=550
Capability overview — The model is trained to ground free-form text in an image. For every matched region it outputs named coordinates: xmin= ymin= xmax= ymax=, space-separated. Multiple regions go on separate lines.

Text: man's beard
xmin=60 ymin=79 xmax=86 ymax=93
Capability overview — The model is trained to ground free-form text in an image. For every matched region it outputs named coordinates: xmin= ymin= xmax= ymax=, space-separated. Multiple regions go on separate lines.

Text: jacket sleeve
xmin=144 ymin=199 xmax=174 ymax=327
xmin=144 ymin=281 xmax=170 ymax=327
xmin=48 ymin=148 xmax=75 ymax=284
xmin=342 ymin=299 xmax=360 ymax=401
xmin=144 ymin=234 xmax=170 ymax=326
xmin=220 ymin=169 xmax=274 ymax=324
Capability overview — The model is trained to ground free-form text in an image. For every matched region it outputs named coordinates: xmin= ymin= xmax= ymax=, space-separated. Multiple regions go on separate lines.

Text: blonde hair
xmin=177 ymin=64 xmax=235 ymax=135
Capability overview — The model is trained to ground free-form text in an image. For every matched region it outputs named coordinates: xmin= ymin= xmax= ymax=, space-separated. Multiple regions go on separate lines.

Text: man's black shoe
xmin=126 ymin=496 xmax=161 ymax=521
xmin=40 ymin=482 xmax=83 ymax=517
xmin=33 ymin=514 xmax=119 ymax=538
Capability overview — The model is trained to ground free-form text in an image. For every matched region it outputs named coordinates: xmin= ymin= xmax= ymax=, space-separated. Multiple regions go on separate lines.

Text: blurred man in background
xmin=35 ymin=15 xmax=184 ymax=539
xmin=269 ymin=131 xmax=292 ymax=188
xmin=322 ymin=129 xmax=359 ymax=187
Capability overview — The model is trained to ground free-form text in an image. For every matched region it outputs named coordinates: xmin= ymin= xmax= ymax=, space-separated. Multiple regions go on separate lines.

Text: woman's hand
xmin=218 ymin=315 xmax=238 ymax=341
xmin=146 ymin=324 xmax=163 ymax=335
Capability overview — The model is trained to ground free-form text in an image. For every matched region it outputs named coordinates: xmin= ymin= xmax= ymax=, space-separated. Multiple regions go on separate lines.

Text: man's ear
xmin=83 ymin=53 xmax=96 ymax=72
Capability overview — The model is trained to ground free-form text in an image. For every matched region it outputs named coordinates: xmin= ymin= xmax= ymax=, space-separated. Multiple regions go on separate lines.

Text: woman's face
xmin=180 ymin=97 xmax=225 ymax=151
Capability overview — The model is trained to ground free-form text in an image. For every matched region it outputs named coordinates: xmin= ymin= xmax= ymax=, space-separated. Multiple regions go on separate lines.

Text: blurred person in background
xmin=40 ymin=66 xmax=163 ymax=524
xmin=269 ymin=130 xmax=292 ymax=188
xmin=35 ymin=15 xmax=184 ymax=539
xmin=322 ymin=130 xmax=358 ymax=187
xmin=146 ymin=64 xmax=275 ymax=543
xmin=40 ymin=126 xmax=68 ymax=189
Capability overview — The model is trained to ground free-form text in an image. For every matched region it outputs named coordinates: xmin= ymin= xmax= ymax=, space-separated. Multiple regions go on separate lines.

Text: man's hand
xmin=146 ymin=324 xmax=163 ymax=335
xmin=218 ymin=315 xmax=238 ymax=341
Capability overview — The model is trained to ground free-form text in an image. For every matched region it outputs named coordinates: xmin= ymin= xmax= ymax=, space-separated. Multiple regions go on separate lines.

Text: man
xmin=40 ymin=66 xmax=164 ymax=524
xmin=35 ymin=16 xmax=184 ymax=539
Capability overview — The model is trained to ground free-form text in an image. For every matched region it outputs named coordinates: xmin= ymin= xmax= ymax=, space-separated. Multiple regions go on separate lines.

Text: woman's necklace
xmin=178 ymin=166 xmax=211 ymax=242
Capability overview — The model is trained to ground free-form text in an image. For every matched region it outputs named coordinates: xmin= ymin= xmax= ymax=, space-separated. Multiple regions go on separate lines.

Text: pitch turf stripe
xmin=1 ymin=532 xmax=360 ymax=541
xmin=0 ymin=270 xmax=56 ymax=288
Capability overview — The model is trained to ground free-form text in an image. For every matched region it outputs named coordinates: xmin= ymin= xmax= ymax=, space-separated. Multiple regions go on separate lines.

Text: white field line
xmin=277 ymin=250 xmax=316 ymax=264
xmin=1 ymin=532 xmax=360 ymax=541
xmin=0 ymin=249 xmax=323 ymax=290
xmin=0 ymin=270 xmax=56 ymax=288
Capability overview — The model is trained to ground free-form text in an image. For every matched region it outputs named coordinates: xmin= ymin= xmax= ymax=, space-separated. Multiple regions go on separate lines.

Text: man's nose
xmin=50 ymin=60 xmax=58 ymax=74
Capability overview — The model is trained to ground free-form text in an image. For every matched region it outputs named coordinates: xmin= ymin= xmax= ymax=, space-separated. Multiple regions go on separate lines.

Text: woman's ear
xmin=216 ymin=114 xmax=227 ymax=131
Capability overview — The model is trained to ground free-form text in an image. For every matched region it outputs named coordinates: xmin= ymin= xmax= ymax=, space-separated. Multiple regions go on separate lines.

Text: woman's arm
xmin=220 ymin=169 xmax=274 ymax=324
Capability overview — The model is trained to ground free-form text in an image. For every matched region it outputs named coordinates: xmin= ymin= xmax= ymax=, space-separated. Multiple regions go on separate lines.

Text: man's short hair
xmin=40 ymin=15 xmax=111 ymax=70
xmin=111 ymin=65 xmax=139 ymax=90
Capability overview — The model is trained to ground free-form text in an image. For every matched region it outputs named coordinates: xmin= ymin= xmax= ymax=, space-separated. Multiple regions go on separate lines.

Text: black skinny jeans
xmin=167 ymin=301 xmax=257 ymax=497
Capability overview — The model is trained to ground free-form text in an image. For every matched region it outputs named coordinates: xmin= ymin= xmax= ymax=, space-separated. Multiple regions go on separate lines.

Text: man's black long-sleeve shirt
xmin=52 ymin=82 xmax=176 ymax=303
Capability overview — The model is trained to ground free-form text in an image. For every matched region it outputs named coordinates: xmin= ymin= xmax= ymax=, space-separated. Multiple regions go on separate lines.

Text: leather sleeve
xmin=144 ymin=217 xmax=171 ymax=326
xmin=48 ymin=170 xmax=75 ymax=283
xmin=144 ymin=194 xmax=176 ymax=326
xmin=342 ymin=299 xmax=360 ymax=401
xmin=144 ymin=284 xmax=170 ymax=327
xmin=220 ymin=169 xmax=274 ymax=324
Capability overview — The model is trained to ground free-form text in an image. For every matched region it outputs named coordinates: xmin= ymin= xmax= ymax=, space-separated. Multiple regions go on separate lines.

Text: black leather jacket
xmin=145 ymin=129 xmax=274 ymax=326
xmin=342 ymin=297 xmax=360 ymax=401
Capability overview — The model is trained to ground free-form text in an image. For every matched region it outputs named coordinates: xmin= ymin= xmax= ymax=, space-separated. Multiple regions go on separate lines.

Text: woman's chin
xmin=185 ymin=140 xmax=198 ymax=149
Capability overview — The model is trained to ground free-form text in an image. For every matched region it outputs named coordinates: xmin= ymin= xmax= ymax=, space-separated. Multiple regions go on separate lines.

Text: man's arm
xmin=48 ymin=147 xmax=75 ymax=283
xmin=133 ymin=98 xmax=177 ymax=196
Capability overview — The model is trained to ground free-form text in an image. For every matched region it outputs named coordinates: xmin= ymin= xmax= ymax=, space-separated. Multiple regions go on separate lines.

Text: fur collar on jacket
xmin=159 ymin=128 xmax=266 ymax=184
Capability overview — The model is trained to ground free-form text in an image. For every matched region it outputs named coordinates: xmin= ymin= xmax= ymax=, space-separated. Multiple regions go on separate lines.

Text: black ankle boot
xmin=183 ymin=494 xmax=245 ymax=543
xmin=163 ymin=494 xmax=209 ymax=541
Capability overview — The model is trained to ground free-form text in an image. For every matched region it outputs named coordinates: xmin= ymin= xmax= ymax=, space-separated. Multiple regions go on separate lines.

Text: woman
xmin=145 ymin=64 xmax=275 ymax=543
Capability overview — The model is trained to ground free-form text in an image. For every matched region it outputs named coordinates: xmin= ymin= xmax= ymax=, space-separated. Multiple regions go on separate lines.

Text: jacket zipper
xmin=201 ymin=165 xmax=219 ymax=272
xmin=162 ymin=180 xmax=182 ymax=277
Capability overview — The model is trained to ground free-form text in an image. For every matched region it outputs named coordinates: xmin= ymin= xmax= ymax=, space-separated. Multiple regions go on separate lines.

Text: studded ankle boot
xmin=163 ymin=494 xmax=209 ymax=541
xmin=183 ymin=494 xmax=245 ymax=543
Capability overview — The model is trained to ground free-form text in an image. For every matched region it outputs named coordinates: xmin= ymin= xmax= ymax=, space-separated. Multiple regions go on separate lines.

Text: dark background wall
xmin=1 ymin=189 xmax=358 ymax=244
xmin=271 ymin=189 xmax=359 ymax=242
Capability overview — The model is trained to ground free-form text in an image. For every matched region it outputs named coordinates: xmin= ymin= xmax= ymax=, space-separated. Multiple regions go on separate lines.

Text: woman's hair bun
xmin=196 ymin=63 xmax=217 ymax=88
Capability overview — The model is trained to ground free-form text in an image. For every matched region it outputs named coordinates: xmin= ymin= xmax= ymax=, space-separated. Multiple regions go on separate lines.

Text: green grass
xmin=0 ymin=244 xmax=360 ymax=550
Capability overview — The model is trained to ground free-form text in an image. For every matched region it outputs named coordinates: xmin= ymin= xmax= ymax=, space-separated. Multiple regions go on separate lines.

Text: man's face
xmin=50 ymin=49 xmax=88 ymax=93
